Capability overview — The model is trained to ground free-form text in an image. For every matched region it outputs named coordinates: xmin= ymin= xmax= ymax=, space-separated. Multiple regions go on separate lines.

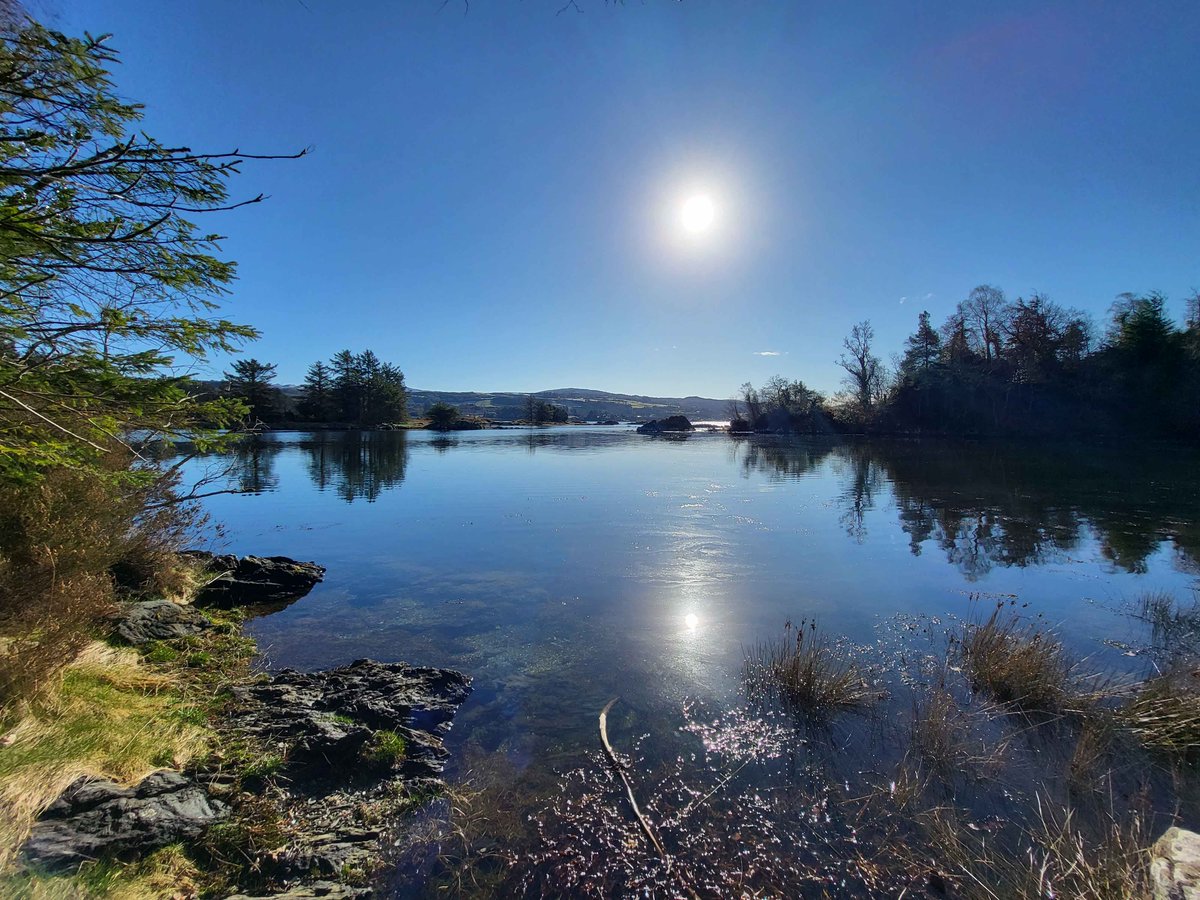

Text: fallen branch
xmin=599 ymin=697 xmax=667 ymax=860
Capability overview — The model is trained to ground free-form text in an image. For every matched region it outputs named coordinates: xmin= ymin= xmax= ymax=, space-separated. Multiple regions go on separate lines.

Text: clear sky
xmin=50 ymin=1 xmax=1200 ymax=397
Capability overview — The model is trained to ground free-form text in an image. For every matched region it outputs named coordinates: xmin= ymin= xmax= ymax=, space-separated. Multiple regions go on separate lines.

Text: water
xmin=186 ymin=428 xmax=1200 ymax=895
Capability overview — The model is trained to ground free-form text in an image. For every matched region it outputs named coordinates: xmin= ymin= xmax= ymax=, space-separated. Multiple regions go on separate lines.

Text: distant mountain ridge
xmin=255 ymin=383 xmax=728 ymax=422
xmin=404 ymin=387 xmax=729 ymax=422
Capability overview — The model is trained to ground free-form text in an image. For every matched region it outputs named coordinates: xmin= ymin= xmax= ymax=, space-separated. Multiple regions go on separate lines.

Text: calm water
xmin=188 ymin=428 xmax=1199 ymax=894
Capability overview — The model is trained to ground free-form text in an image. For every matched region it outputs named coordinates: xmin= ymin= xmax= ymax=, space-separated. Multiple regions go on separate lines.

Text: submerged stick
xmin=599 ymin=697 xmax=668 ymax=860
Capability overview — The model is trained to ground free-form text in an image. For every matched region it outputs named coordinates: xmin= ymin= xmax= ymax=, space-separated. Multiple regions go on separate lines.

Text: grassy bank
xmin=0 ymin=590 xmax=259 ymax=898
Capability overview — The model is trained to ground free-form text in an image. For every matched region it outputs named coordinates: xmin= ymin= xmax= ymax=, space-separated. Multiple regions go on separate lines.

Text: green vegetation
xmin=0 ymin=644 xmax=210 ymax=872
xmin=522 ymin=395 xmax=569 ymax=425
xmin=426 ymin=401 xmax=460 ymax=431
xmin=296 ymin=349 xmax=408 ymax=425
xmin=363 ymin=729 xmax=407 ymax=767
xmin=0 ymin=15 xmax=304 ymax=896
xmin=737 ymin=285 xmax=1200 ymax=437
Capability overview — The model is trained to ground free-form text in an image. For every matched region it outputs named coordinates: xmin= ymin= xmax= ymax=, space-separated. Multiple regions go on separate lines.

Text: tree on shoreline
xmin=0 ymin=17 xmax=299 ymax=702
xmin=223 ymin=358 xmax=280 ymax=422
xmin=426 ymin=401 xmax=459 ymax=430
xmin=299 ymin=361 xmax=337 ymax=421
xmin=0 ymin=22 xmax=303 ymax=482
xmin=837 ymin=320 xmax=885 ymax=413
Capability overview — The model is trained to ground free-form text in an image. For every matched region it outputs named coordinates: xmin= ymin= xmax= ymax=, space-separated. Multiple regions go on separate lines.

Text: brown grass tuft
xmin=957 ymin=606 xmax=1072 ymax=712
xmin=744 ymin=619 xmax=882 ymax=716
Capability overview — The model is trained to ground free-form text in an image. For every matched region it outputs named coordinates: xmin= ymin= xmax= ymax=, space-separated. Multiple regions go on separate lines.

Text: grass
xmin=0 ymin=643 xmax=210 ymax=872
xmin=957 ymin=605 xmax=1073 ymax=712
xmin=743 ymin=619 xmax=881 ymax=717
xmin=910 ymin=799 xmax=1151 ymax=900
xmin=1119 ymin=671 xmax=1200 ymax=757
xmin=364 ymin=729 xmax=407 ymax=767
xmin=0 ymin=844 xmax=201 ymax=899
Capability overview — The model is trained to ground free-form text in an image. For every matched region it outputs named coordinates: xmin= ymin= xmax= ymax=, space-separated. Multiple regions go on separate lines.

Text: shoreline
xmin=3 ymin=553 xmax=470 ymax=899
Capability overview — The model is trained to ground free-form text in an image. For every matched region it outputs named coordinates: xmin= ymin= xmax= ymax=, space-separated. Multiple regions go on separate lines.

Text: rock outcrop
xmin=112 ymin=598 xmax=212 ymax=645
xmin=24 ymin=771 xmax=228 ymax=871
xmin=636 ymin=415 xmax=694 ymax=434
xmin=228 ymin=659 xmax=471 ymax=780
xmin=1151 ymin=827 xmax=1200 ymax=900
xmin=224 ymin=659 xmax=471 ymax=896
xmin=226 ymin=883 xmax=371 ymax=900
xmin=183 ymin=552 xmax=326 ymax=610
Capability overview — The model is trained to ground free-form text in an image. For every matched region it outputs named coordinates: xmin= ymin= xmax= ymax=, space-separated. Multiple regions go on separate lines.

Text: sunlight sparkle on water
xmin=685 ymin=612 xmax=700 ymax=630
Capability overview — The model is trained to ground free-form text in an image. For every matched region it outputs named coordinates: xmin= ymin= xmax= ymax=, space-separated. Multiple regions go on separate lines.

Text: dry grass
xmin=744 ymin=619 xmax=882 ymax=716
xmin=0 ymin=461 xmax=203 ymax=708
xmin=0 ymin=843 xmax=201 ymax=899
xmin=0 ymin=642 xmax=210 ymax=872
xmin=1119 ymin=670 xmax=1200 ymax=757
xmin=909 ymin=797 xmax=1151 ymax=900
xmin=957 ymin=606 xmax=1073 ymax=712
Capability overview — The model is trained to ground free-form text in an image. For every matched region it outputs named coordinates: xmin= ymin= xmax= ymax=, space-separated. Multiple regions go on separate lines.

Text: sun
xmin=680 ymin=194 xmax=716 ymax=234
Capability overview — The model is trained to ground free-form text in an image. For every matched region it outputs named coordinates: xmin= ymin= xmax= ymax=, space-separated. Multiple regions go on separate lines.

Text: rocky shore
xmin=22 ymin=553 xmax=471 ymax=898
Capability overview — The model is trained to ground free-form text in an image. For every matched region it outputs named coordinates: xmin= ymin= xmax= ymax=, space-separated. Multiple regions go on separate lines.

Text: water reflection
xmin=205 ymin=430 xmax=1200 ymax=574
xmin=227 ymin=439 xmax=283 ymax=494
xmin=299 ymin=431 xmax=409 ymax=503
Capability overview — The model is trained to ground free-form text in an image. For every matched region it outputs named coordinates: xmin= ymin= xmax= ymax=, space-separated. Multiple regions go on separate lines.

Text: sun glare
xmin=680 ymin=194 xmax=716 ymax=234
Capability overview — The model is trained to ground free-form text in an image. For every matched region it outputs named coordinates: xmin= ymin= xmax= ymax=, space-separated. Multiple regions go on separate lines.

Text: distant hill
xmin=405 ymin=387 xmax=729 ymax=422
xmin=214 ymin=381 xmax=730 ymax=423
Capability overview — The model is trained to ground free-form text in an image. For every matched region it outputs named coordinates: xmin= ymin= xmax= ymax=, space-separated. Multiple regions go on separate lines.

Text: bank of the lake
xmin=1 ymin=552 xmax=471 ymax=899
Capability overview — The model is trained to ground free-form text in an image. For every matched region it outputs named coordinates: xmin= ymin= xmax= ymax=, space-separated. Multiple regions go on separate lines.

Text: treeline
xmin=222 ymin=350 xmax=409 ymax=426
xmin=737 ymin=286 xmax=1200 ymax=438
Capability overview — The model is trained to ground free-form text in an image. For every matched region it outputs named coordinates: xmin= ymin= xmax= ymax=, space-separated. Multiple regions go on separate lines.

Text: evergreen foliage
xmin=0 ymin=21 xmax=299 ymax=482
xmin=296 ymin=350 xmax=407 ymax=425
xmin=222 ymin=359 xmax=280 ymax=423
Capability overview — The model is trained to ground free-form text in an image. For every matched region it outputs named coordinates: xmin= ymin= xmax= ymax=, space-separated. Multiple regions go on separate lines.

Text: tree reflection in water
xmin=299 ymin=431 xmax=410 ymax=503
xmin=735 ymin=437 xmax=1200 ymax=579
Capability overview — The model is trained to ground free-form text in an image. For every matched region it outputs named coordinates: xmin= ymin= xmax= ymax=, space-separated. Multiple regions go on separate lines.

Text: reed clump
xmin=744 ymin=619 xmax=881 ymax=716
xmin=914 ymin=799 xmax=1150 ymax=900
xmin=957 ymin=606 xmax=1073 ymax=712
xmin=1119 ymin=671 xmax=1200 ymax=757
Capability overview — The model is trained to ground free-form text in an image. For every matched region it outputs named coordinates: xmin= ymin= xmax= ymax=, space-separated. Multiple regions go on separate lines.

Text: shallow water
xmin=186 ymin=428 xmax=1200 ymax=895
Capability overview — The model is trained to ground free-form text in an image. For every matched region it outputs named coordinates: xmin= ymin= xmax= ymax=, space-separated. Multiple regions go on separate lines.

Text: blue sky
xmin=52 ymin=1 xmax=1200 ymax=397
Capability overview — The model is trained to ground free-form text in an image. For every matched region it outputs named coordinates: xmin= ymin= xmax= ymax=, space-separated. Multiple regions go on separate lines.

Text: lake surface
xmin=187 ymin=428 xmax=1200 ymax=895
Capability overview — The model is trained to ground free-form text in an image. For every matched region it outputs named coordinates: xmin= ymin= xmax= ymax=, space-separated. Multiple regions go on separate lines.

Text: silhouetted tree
xmin=961 ymin=284 xmax=1010 ymax=362
xmin=900 ymin=310 xmax=941 ymax=378
xmin=1107 ymin=292 xmax=1175 ymax=361
xmin=739 ymin=382 xmax=764 ymax=427
xmin=838 ymin=320 xmax=884 ymax=411
xmin=299 ymin=361 xmax=337 ymax=421
xmin=223 ymin=359 xmax=280 ymax=422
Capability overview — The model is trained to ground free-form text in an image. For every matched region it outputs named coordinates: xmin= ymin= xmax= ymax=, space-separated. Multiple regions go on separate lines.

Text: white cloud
xmin=924 ymin=292 xmax=935 ymax=300
xmin=899 ymin=296 xmax=908 ymax=304
xmin=754 ymin=350 xmax=782 ymax=356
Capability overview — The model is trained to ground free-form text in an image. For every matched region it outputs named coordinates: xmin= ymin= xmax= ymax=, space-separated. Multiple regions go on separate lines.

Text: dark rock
xmin=24 ymin=770 xmax=228 ymax=871
xmin=112 ymin=599 xmax=212 ymax=645
xmin=183 ymin=552 xmax=326 ymax=610
xmin=636 ymin=415 xmax=694 ymax=434
xmin=225 ymin=882 xmax=372 ymax=899
xmin=228 ymin=659 xmax=471 ymax=780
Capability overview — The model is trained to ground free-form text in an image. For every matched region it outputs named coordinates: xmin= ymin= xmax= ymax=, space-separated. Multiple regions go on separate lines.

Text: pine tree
xmin=223 ymin=359 xmax=279 ymax=422
xmin=299 ymin=361 xmax=337 ymax=422
xmin=0 ymin=22 xmax=299 ymax=480
xmin=900 ymin=311 xmax=941 ymax=378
